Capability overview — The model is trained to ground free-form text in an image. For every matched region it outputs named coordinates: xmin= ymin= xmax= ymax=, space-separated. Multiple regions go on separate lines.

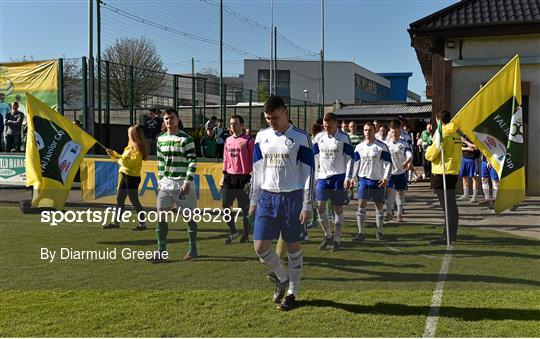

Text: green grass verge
xmin=0 ymin=206 xmax=538 ymax=336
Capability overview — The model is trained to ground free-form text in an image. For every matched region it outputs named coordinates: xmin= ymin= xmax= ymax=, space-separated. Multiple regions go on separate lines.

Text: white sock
xmin=386 ymin=189 xmax=396 ymax=216
xmin=463 ymin=188 xmax=469 ymax=197
xmin=257 ymin=248 xmax=288 ymax=283
xmin=356 ymin=207 xmax=366 ymax=234
xmin=396 ymin=192 xmax=405 ymax=215
xmin=493 ymin=181 xmax=499 ymax=199
xmin=287 ymin=250 xmax=303 ymax=296
xmin=318 ymin=210 xmax=331 ymax=238
xmin=334 ymin=213 xmax=343 ymax=241
xmin=375 ymin=208 xmax=384 ymax=232
xmin=472 ymin=189 xmax=478 ymax=198
xmin=482 ymin=181 xmax=490 ymax=200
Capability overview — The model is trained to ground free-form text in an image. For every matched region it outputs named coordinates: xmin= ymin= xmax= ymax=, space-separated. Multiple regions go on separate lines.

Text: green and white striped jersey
xmin=157 ymin=130 xmax=197 ymax=183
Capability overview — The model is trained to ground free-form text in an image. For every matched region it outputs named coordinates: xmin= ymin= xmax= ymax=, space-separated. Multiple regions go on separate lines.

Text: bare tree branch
xmin=102 ymin=37 xmax=166 ymax=108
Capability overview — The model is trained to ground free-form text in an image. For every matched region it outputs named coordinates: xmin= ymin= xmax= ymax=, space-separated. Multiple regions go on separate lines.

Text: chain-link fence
xmin=59 ymin=57 xmax=323 ymax=137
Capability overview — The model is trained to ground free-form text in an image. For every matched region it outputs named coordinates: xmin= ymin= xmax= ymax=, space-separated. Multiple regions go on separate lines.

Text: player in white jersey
xmin=352 ymin=122 xmax=392 ymax=241
xmin=313 ymin=113 xmax=354 ymax=252
xmin=249 ymin=96 xmax=314 ymax=311
xmin=385 ymin=121 xmax=413 ymax=223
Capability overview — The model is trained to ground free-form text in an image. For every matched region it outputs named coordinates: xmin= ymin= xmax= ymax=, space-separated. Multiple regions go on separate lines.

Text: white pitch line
xmin=423 ymin=247 xmax=453 ymax=338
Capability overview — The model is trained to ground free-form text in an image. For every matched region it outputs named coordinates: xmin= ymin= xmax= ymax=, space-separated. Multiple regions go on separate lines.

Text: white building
xmin=243 ymin=59 xmax=420 ymax=105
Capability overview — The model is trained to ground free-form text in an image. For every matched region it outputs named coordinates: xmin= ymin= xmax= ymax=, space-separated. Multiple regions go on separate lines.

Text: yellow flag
xmin=450 ymin=55 xmax=524 ymax=213
xmin=25 ymin=93 xmax=96 ymax=209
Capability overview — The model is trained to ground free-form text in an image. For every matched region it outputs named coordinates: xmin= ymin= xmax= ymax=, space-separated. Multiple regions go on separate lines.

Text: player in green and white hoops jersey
xmin=150 ymin=108 xmax=198 ymax=262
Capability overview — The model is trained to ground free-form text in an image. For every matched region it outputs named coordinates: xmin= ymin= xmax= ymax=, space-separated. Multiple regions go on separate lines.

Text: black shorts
xmin=222 ymin=173 xmax=251 ymax=208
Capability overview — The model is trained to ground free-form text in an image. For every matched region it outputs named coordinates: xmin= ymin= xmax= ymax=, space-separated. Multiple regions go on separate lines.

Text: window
xmin=355 ymin=73 xmax=388 ymax=98
xmin=258 ymin=69 xmax=290 ymax=101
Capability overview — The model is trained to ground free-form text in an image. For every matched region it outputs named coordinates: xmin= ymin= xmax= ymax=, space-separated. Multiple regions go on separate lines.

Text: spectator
xmin=378 ymin=124 xmax=389 ymax=142
xmin=0 ymin=93 xmax=10 ymax=152
xmin=205 ymin=115 xmax=218 ymax=131
xmin=348 ymin=121 xmax=362 ymax=147
xmin=5 ymin=101 xmax=24 ymax=152
xmin=458 ymin=135 xmax=481 ymax=203
xmin=200 ymin=128 xmax=217 ymax=158
xmin=419 ymin=123 xmax=433 ymax=180
xmin=341 ymin=120 xmax=349 ymax=133
xmin=213 ymin=119 xmax=228 ymax=159
xmin=143 ymin=108 xmax=163 ymax=155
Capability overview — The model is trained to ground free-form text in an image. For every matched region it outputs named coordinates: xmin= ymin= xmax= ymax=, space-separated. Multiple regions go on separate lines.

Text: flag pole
xmin=439 ymin=123 xmax=451 ymax=248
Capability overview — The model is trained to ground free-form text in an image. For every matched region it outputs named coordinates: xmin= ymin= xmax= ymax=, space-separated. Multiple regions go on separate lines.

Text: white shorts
xmin=156 ymin=187 xmax=197 ymax=211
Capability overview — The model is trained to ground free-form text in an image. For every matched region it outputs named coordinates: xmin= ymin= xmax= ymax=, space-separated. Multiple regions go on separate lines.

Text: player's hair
xmin=163 ymin=108 xmax=179 ymax=117
xmin=436 ymin=110 xmax=452 ymax=124
xmin=323 ymin=112 xmax=338 ymax=123
xmin=230 ymin=115 xmax=244 ymax=125
xmin=128 ymin=125 xmax=148 ymax=161
xmin=390 ymin=120 xmax=401 ymax=130
xmin=311 ymin=121 xmax=323 ymax=136
xmin=364 ymin=122 xmax=375 ymax=130
xmin=379 ymin=124 xmax=388 ymax=131
xmin=264 ymin=95 xmax=287 ymax=113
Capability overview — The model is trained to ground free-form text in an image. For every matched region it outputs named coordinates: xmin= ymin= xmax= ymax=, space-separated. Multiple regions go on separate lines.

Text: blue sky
xmin=0 ymin=0 xmax=457 ymax=100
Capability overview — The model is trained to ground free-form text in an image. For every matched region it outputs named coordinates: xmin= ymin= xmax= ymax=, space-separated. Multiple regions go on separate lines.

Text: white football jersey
xmin=386 ymin=138 xmax=413 ymax=175
xmin=250 ymin=125 xmax=314 ymax=210
xmin=352 ymin=139 xmax=392 ymax=180
xmin=313 ymin=130 xmax=355 ymax=180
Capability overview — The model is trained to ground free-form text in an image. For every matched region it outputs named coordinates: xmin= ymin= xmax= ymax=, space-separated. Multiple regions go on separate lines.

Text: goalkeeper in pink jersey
xmin=220 ymin=115 xmax=255 ymax=244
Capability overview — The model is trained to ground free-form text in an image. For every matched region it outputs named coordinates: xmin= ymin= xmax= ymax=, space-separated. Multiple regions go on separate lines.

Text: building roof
xmin=334 ymin=102 xmax=432 ymax=119
xmin=409 ymin=0 xmax=540 ymax=98
xmin=410 ymin=0 xmax=540 ymax=36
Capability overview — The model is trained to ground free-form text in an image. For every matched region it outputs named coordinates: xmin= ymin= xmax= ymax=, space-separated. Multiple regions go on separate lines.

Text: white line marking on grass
xmin=423 ymin=246 xmax=452 ymax=338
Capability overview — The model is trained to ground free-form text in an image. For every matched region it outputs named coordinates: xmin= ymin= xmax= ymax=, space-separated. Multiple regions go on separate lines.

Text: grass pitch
xmin=0 ymin=205 xmax=538 ymax=337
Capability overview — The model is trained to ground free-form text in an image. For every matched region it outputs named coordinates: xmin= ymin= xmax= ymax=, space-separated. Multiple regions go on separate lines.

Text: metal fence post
xmin=203 ymin=78 xmax=207 ymax=121
xmin=82 ymin=56 xmax=88 ymax=129
xmin=105 ymin=61 xmax=110 ymax=145
xmin=304 ymin=100 xmax=307 ymax=131
xmin=222 ymin=84 xmax=227 ymax=122
xmin=129 ymin=65 xmax=134 ymax=125
xmin=192 ymin=76 xmax=196 ymax=128
xmin=173 ymin=75 xmax=178 ymax=110
xmin=248 ymin=89 xmax=253 ymax=130
xmin=58 ymin=58 xmax=64 ymax=115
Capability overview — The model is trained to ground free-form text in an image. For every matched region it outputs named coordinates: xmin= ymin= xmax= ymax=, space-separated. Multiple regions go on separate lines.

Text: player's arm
xmin=380 ymin=145 xmax=392 ymax=186
xmin=343 ymin=134 xmax=355 ymax=185
xmin=352 ymin=144 xmax=361 ymax=181
xmin=313 ymin=137 xmax=320 ymax=181
xmin=298 ymin=134 xmax=315 ymax=224
xmin=403 ymin=146 xmax=413 ymax=169
xmin=156 ymin=144 xmax=164 ymax=181
xmin=222 ymin=138 xmax=229 ymax=172
xmin=249 ymin=135 xmax=263 ymax=214
xmin=183 ymin=136 xmax=197 ymax=185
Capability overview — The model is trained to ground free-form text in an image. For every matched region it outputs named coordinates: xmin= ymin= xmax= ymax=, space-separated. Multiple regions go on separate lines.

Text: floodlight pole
xmin=88 ymin=0 xmax=95 ymax=136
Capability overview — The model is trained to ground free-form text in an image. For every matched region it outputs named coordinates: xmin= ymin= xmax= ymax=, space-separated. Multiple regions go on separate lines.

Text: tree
xmin=102 ymin=37 xmax=166 ymax=108
xmin=62 ymin=59 xmax=82 ymax=109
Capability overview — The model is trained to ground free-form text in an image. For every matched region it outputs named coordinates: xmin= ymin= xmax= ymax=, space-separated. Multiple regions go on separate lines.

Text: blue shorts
xmin=388 ymin=172 xmax=408 ymax=191
xmin=357 ymin=177 xmax=385 ymax=202
xmin=460 ymin=157 xmax=479 ymax=177
xmin=481 ymin=160 xmax=499 ymax=181
xmin=316 ymin=173 xmax=349 ymax=206
xmin=254 ymin=190 xmax=305 ymax=243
